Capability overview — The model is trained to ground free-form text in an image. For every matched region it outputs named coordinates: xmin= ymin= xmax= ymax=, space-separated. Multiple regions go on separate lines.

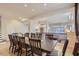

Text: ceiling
xmin=0 ymin=3 xmax=74 ymax=20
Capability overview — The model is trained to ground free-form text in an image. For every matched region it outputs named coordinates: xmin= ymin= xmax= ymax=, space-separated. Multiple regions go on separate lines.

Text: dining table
xmin=25 ymin=37 xmax=58 ymax=55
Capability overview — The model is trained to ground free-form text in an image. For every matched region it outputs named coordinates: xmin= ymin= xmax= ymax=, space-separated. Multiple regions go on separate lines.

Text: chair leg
xmin=32 ymin=51 xmax=33 ymax=56
xmin=26 ymin=48 xmax=27 ymax=56
xmin=17 ymin=49 xmax=20 ymax=56
xmin=9 ymin=45 xmax=11 ymax=51
xmin=16 ymin=47 xmax=19 ymax=56
xmin=19 ymin=49 xmax=22 ymax=56
xmin=31 ymin=49 xmax=33 ymax=56
xmin=12 ymin=46 xmax=14 ymax=53
xmin=14 ymin=46 xmax=16 ymax=54
xmin=9 ymin=43 xmax=12 ymax=51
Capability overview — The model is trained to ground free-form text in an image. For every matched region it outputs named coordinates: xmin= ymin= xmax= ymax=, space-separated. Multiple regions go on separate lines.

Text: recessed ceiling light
xmin=43 ymin=3 xmax=47 ymax=6
xmin=24 ymin=4 xmax=28 ymax=7
xmin=32 ymin=9 xmax=35 ymax=12
xmin=21 ymin=18 xmax=28 ymax=21
xmin=19 ymin=17 xmax=22 ymax=19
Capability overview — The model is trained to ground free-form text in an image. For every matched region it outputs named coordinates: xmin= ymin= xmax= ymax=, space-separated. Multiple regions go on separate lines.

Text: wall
xmin=1 ymin=18 xmax=28 ymax=40
xmin=0 ymin=16 xmax=1 ymax=34
xmin=30 ymin=7 xmax=75 ymax=33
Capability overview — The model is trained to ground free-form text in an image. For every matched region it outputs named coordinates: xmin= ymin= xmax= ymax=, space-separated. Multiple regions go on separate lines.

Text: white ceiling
xmin=0 ymin=3 xmax=74 ymax=20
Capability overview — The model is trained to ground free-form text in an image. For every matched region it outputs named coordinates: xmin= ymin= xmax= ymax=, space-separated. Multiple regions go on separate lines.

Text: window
xmin=48 ymin=24 xmax=65 ymax=33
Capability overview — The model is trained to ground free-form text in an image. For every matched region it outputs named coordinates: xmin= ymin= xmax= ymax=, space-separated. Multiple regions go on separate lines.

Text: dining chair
xmin=18 ymin=36 xmax=31 ymax=56
xmin=8 ymin=34 xmax=14 ymax=52
xmin=62 ymin=39 xmax=68 ymax=56
xmin=24 ymin=33 xmax=29 ymax=37
xmin=29 ymin=38 xmax=47 ymax=56
xmin=12 ymin=35 xmax=19 ymax=54
xmin=36 ymin=33 xmax=42 ymax=39
xmin=57 ymin=39 xmax=68 ymax=56
xmin=45 ymin=33 xmax=53 ymax=40
xmin=31 ymin=33 xmax=36 ymax=38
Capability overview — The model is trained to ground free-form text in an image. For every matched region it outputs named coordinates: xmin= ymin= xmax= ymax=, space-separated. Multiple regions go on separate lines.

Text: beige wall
xmin=30 ymin=7 xmax=75 ymax=33
xmin=1 ymin=18 xmax=28 ymax=40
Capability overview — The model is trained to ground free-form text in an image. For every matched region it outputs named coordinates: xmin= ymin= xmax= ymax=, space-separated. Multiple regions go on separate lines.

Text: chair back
xmin=19 ymin=36 xmax=25 ymax=48
xmin=45 ymin=33 xmax=53 ymax=40
xmin=57 ymin=39 xmax=68 ymax=56
xmin=31 ymin=33 xmax=36 ymax=38
xmin=62 ymin=39 xmax=68 ymax=56
xmin=12 ymin=35 xmax=19 ymax=45
xmin=36 ymin=33 xmax=42 ymax=39
xmin=29 ymin=38 xmax=42 ymax=55
xmin=8 ymin=34 xmax=13 ymax=43
xmin=29 ymin=38 xmax=41 ymax=49
xmin=24 ymin=33 xmax=29 ymax=37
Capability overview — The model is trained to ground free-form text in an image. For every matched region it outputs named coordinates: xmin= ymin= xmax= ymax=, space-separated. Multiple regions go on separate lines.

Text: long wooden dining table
xmin=24 ymin=37 xmax=58 ymax=55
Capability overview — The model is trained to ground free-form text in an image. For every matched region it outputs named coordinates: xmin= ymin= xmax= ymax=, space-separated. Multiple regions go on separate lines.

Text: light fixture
xmin=43 ymin=3 xmax=47 ymax=6
xmin=18 ymin=17 xmax=28 ymax=22
xmin=21 ymin=18 xmax=28 ymax=22
xmin=32 ymin=9 xmax=35 ymax=12
xmin=24 ymin=4 xmax=28 ymax=7
xmin=19 ymin=17 xmax=22 ymax=19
